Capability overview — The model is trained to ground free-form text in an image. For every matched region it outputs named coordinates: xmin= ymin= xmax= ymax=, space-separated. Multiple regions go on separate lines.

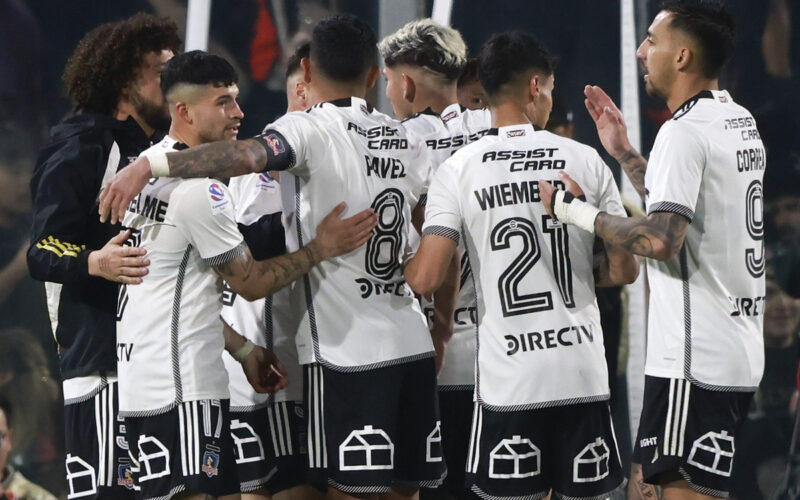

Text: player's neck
xmin=665 ymin=76 xmax=719 ymax=113
xmin=168 ymin=126 xmax=199 ymax=147
xmin=411 ymin=85 xmax=458 ymax=115
xmin=490 ymin=101 xmax=536 ymax=129
xmin=310 ymin=81 xmax=368 ymax=105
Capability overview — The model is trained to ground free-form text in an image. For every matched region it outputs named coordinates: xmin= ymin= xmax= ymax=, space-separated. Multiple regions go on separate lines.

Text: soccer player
xmin=102 ymin=15 xmax=445 ymax=499
xmin=379 ymin=19 xmax=491 ymax=499
xmin=404 ymin=31 xmax=638 ymax=499
xmin=457 ymin=59 xmax=487 ymax=111
xmin=540 ymin=2 xmax=766 ymax=498
xmin=117 ymin=50 xmax=376 ymax=500
xmin=27 ymin=14 xmax=180 ymax=500
xmin=219 ymin=42 xmax=319 ymax=500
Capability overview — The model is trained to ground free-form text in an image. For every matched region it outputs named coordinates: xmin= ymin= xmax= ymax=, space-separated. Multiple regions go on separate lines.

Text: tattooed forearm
xmin=617 ymin=149 xmax=648 ymax=200
xmin=594 ymin=211 xmax=688 ymax=261
xmin=167 ymin=139 xmax=267 ymax=179
xmin=215 ymin=245 xmax=317 ymax=301
xmin=627 ymin=463 xmax=661 ymax=500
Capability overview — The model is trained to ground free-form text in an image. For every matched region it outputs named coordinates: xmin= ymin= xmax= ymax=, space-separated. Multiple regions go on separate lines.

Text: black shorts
xmin=230 ymin=401 xmax=306 ymax=494
xmin=125 ymin=399 xmax=239 ymax=500
xmin=304 ymin=357 xmax=447 ymax=494
xmin=633 ymin=376 xmax=753 ymax=497
xmin=465 ymin=400 xmax=625 ymax=499
xmin=63 ymin=380 xmax=135 ymax=500
xmin=438 ymin=387 xmax=475 ymax=498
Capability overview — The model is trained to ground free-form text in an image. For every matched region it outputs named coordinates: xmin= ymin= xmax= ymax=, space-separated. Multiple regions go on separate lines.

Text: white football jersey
xmin=405 ymin=103 xmax=492 ymax=388
xmin=118 ymin=136 xmax=245 ymax=416
xmin=221 ymin=172 xmax=303 ymax=407
xmin=644 ymin=90 xmax=765 ymax=390
xmin=262 ymin=97 xmax=434 ymax=370
xmin=423 ymin=124 xmax=626 ymax=410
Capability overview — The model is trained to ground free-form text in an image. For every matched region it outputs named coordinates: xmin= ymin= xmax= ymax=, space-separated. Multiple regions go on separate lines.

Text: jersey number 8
xmin=365 ymin=188 xmax=405 ymax=280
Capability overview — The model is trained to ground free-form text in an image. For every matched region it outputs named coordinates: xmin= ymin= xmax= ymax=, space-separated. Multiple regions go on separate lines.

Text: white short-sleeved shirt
xmin=118 ymin=136 xmax=245 ymax=416
xmin=423 ymin=124 xmax=626 ymax=410
xmin=405 ymin=103 xmax=492 ymax=388
xmin=259 ymin=97 xmax=434 ymax=371
xmin=220 ymin=172 xmax=303 ymax=407
xmin=644 ymin=90 xmax=765 ymax=391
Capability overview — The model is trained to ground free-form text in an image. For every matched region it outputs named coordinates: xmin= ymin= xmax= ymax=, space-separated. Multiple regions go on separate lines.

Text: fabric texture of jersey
xmin=118 ymin=136 xmax=245 ymax=416
xmin=423 ymin=124 xmax=626 ymax=410
xmin=406 ymin=104 xmax=492 ymax=388
xmin=28 ymin=113 xmax=156 ymax=382
xmin=262 ymin=97 xmax=433 ymax=371
xmin=221 ymin=172 xmax=303 ymax=406
xmin=644 ymin=90 xmax=765 ymax=391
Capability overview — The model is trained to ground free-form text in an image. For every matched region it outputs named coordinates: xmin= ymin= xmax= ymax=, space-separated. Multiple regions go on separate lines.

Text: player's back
xmin=427 ymin=124 xmax=625 ymax=409
xmin=644 ymin=90 xmax=765 ymax=390
xmin=268 ymin=97 xmax=432 ymax=370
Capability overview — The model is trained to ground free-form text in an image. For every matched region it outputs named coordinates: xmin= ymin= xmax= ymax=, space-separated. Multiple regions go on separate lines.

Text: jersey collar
xmin=439 ymin=103 xmax=463 ymax=124
xmin=491 ymin=123 xmax=538 ymax=139
xmin=327 ymin=96 xmax=374 ymax=114
xmin=671 ymin=90 xmax=714 ymax=120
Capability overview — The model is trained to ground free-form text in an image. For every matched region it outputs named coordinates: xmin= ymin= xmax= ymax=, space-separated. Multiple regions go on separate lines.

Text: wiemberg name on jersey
xmin=474 ymin=179 xmax=565 ymax=211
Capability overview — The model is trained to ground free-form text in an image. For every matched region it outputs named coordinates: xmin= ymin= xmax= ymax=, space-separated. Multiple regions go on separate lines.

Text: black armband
xmin=253 ymin=130 xmax=296 ymax=172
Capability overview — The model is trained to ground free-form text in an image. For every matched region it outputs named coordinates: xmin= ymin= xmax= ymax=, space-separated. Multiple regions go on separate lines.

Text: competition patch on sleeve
xmin=254 ymin=129 xmax=296 ymax=172
xmin=208 ymin=182 xmax=231 ymax=214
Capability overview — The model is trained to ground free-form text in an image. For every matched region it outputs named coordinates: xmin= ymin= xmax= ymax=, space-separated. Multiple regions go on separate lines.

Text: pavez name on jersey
xmin=423 ymin=124 xmax=626 ymax=410
xmin=257 ymin=97 xmax=433 ymax=370
xmin=644 ymin=90 xmax=765 ymax=391
xmin=405 ymin=103 xmax=492 ymax=388
xmin=117 ymin=136 xmax=245 ymax=416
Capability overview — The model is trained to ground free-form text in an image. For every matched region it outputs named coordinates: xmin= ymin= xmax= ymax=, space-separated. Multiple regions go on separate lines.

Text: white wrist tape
xmin=145 ymin=150 xmax=170 ymax=178
xmin=552 ymin=190 xmax=601 ymax=233
xmin=232 ymin=339 xmax=256 ymax=362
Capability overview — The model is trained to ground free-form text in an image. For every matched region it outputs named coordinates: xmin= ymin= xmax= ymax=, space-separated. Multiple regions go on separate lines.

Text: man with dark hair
xmin=101 ymin=13 xmax=447 ymax=500
xmin=456 ymin=59 xmax=487 ymax=111
xmin=118 ymin=50 xmax=376 ymax=500
xmin=0 ymin=397 xmax=57 ymax=500
xmin=285 ymin=42 xmax=310 ymax=113
xmin=404 ymin=30 xmax=637 ymax=500
xmin=27 ymin=13 xmax=180 ymax=500
xmin=540 ymin=1 xmax=765 ymax=498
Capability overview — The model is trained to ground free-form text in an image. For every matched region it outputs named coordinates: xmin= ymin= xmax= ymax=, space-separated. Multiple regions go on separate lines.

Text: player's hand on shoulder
xmin=309 ymin=202 xmax=378 ymax=261
xmin=240 ymin=345 xmax=289 ymax=394
xmin=99 ymin=156 xmax=153 ymax=224
xmin=87 ymin=230 xmax=149 ymax=284
xmin=584 ymin=85 xmax=632 ymax=160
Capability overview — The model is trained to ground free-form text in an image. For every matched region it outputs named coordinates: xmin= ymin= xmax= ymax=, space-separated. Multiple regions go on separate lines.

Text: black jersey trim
xmin=422 ymin=225 xmax=460 ymax=244
xmin=648 ymin=201 xmax=694 ymax=222
xmin=401 ymin=107 xmax=439 ymax=123
xmin=485 ymin=128 xmax=499 ymax=136
xmin=170 ymin=245 xmax=192 ymax=404
xmin=672 ymin=90 xmax=714 ymax=120
xmin=555 ymin=480 xmax=627 ymax=500
xmin=203 ymin=242 xmax=246 ymax=267
xmin=326 ymin=97 xmax=374 ymax=113
xmin=294 ymin=176 xmax=321 ymax=360
xmin=327 ymin=479 xmax=391 ymax=494
xmin=472 ymin=485 xmax=550 ymax=500
xmin=319 ymin=350 xmax=435 ymax=373
xmin=229 ymin=401 xmax=270 ymax=413
xmin=438 ymin=384 xmax=474 ymax=391
xmin=477 ymin=393 xmax=610 ymax=412
xmin=119 ymin=401 xmax=179 ymax=418
xmin=678 ymin=467 xmax=729 ymax=498
xmin=240 ymin=469 xmax=278 ymax=493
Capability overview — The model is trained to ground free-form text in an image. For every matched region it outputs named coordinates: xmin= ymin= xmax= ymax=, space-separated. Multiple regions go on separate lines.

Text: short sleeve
xmin=255 ymin=112 xmax=315 ymax=176
xmin=172 ymin=180 xmax=246 ymax=266
xmin=421 ymin=162 xmax=462 ymax=244
xmin=645 ymin=122 xmax=706 ymax=221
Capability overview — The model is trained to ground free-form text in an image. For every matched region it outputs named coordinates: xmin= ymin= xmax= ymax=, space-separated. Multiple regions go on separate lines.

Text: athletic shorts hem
xmin=315 ymin=350 xmax=435 ymax=373
xmin=240 ymin=468 xmax=277 ymax=493
xmin=478 ymin=393 xmax=609 ymax=412
xmin=471 ymin=484 xmax=549 ymax=500
xmin=554 ymin=478 xmax=627 ymax=500
xmin=438 ymin=384 xmax=474 ymax=392
xmin=678 ymin=467 xmax=729 ymax=498
xmin=145 ymin=483 xmax=186 ymax=500
xmin=328 ymin=478 xmax=392 ymax=494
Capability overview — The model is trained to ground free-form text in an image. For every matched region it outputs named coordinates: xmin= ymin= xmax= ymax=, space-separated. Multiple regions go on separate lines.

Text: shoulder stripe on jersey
xmin=648 ymin=201 xmax=694 ymax=222
xmin=204 ymin=243 xmax=246 ymax=267
xmin=422 ymin=225 xmax=460 ymax=244
xmin=294 ymin=176 xmax=321 ymax=359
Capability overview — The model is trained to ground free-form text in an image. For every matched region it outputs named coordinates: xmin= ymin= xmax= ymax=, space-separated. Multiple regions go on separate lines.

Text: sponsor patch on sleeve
xmin=254 ymin=129 xmax=295 ymax=172
xmin=208 ymin=182 xmax=231 ymax=214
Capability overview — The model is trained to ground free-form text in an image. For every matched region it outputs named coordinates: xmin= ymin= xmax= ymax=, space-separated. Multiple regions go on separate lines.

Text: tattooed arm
xmin=594 ymin=211 xmax=688 ymax=261
xmin=627 ymin=463 xmax=662 ymax=500
xmin=217 ymin=202 xmax=378 ymax=300
xmin=584 ymin=85 xmax=648 ymax=199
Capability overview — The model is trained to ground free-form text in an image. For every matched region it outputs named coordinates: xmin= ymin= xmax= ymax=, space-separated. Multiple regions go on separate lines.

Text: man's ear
xmin=402 ymin=73 xmax=416 ymax=103
xmin=295 ymin=81 xmax=308 ymax=108
xmin=529 ymin=74 xmax=541 ymax=101
xmin=175 ymin=101 xmax=191 ymax=125
xmin=365 ymin=65 xmax=380 ymax=89
xmin=676 ymin=47 xmax=692 ymax=71
xmin=301 ymin=57 xmax=312 ymax=84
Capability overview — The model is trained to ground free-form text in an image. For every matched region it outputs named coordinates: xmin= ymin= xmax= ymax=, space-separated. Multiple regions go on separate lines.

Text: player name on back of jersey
xmin=127 ymin=190 xmax=169 ymax=223
xmin=724 ymin=114 xmax=766 ymax=173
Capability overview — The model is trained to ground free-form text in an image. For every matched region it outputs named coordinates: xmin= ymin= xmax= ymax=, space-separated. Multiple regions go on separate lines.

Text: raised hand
xmin=584 ymin=85 xmax=633 ymax=160
xmin=87 ymin=230 xmax=149 ymax=284
xmin=99 ymin=157 xmax=152 ymax=224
